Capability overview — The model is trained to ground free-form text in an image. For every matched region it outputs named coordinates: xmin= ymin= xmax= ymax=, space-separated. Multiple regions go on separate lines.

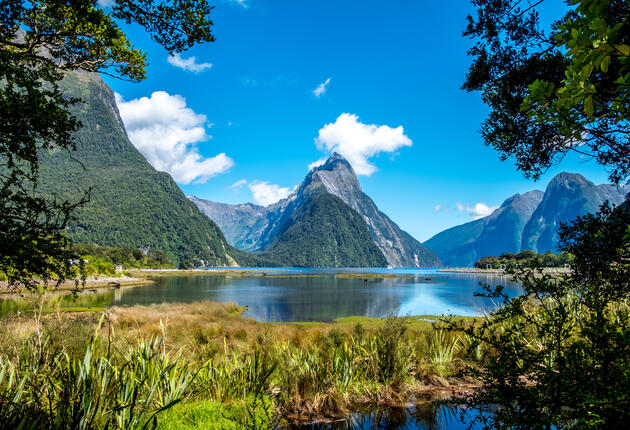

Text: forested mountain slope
xmin=37 ymin=71 xmax=237 ymax=267
xmin=192 ymin=153 xmax=440 ymax=267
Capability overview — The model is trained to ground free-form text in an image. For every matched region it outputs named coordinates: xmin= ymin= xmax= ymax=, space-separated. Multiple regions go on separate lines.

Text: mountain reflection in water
xmin=1 ymin=268 xmax=523 ymax=321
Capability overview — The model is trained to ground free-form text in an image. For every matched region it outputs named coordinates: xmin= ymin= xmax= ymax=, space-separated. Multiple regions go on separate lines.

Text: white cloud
xmin=434 ymin=204 xmax=441 ymax=211
xmin=97 ymin=0 xmax=115 ymax=7
xmin=248 ymin=181 xmax=293 ymax=206
xmin=308 ymin=158 xmax=327 ymax=171
xmin=456 ymin=202 xmax=499 ymax=220
xmin=229 ymin=0 xmax=248 ymax=7
xmin=115 ymin=91 xmax=233 ymax=184
xmin=227 ymin=179 xmax=247 ymax=190
xmin=313 ymin=77 xmax=331 ymax=97
xmin=167 ymin=53 xmax=213 ymax=73
xmin=314 ymin=113 xmax=412 ymax=176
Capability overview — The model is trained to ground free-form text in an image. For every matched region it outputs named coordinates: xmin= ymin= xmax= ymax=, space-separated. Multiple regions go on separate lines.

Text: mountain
xmin=257 ymin=191 xmax=388 ymax=267
xmin=191 ymin=153 xmax=440 ymax=267
xmin=424 ymin=191 xmax=544 ymax=267
xmin=204 ymin=160 xmax=388 ymax=267
xmin=188 ymin=198 xmax=289 ymax=252
xmin=522 ymin=173 xmax=630 ymax=253
xmin=309 ymin=154 xmax=439 ymax=267
xmin=424 ymin=172 xmax=630 ymax=266
xmin=36 ymin=71 xmax=238 ymax=267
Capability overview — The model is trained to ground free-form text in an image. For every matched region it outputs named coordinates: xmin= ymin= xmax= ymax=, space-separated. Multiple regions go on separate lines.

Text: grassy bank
xmin=0 ymin=300 xmax=482 ymax=428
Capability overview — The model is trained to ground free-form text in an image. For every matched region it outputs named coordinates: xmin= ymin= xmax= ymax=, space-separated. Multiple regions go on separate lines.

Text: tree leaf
xmin=584 ymin=95 xmax=594 ymax=117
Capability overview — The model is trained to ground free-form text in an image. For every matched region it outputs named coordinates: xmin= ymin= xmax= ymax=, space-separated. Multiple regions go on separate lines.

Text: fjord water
xmin=32 ymin=268 xmax=521 ymax=321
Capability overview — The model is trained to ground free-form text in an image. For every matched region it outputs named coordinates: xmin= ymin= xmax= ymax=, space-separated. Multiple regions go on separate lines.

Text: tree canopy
xmin=0 ymin=0 xmax=215 ymax=290
xmin=464 ymin=0 xmax=630 ymax=183
xmin=457 ymin=1 xmax=630 ymax=426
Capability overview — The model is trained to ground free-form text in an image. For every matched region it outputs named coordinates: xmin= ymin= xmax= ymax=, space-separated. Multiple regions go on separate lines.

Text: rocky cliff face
xmin=191 ymin=153 xmax=440 ymax=267
xmin=37 ymin=71 xmax=237 ymax=267
xmin=302 ymin=154 xmax=440 ymax=267
xmin=425 ymin=172 xmax=630 ymax=266
xmin=424 ymin=191 xmax=544 ymax=267
xmin=521 ymin=173 xmax=630 ymax=253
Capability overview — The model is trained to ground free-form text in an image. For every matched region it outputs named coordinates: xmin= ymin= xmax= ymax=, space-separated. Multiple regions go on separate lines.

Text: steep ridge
xmin=261 ymin=191 xmax=388 ymax=267
xmin=187 ymin=197 xmax=289 ymax=252
xmin=36 ymin=71 xmax=237 ymax=267
xmin=424 ymin=172 xmax=630 ymax=266
xmin=191 ymin=153 xmax=440 ymax=267
xmin=304 ymin=154 xmax=440 ymax=267
xmin=522 ymin=173 xmax=630 ymax=252
xmin=424 ymin=191 xmax=543 ymax=267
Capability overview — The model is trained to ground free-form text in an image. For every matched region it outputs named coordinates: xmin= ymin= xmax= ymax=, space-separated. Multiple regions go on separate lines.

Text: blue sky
xmin=103 ymin=0 xmax=614 ymax=242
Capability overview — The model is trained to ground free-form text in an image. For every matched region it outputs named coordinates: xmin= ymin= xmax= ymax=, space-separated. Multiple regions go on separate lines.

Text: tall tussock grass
xmin=0 ymin=301 xmax=480 ymax=427
xmin=0 ymin=337 xmax=197 ymax=429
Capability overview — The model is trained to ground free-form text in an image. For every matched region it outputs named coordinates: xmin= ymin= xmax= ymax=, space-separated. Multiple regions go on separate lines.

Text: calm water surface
xmin=292 ymin=401 xmax=485 ymax=429
xmin=7 ymin=268 xmax=522 ymax=321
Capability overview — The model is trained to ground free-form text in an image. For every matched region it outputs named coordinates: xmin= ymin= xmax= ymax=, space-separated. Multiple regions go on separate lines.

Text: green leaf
xmin=584 ymin=95 xmax=594 ymax=117
xmin=616 ymin=44 xmax=630 ymax=56
xmin=601 ymin=55 xmax=610 ymax=72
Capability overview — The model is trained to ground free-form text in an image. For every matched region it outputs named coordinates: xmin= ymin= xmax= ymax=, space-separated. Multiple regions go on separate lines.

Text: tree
xmin=456 ymin=1 xmax=630 ymax=427
xmin=464 ymin=0 xmax=630 ymax=183
xmin=451 ymin=201 xmax=630 ymax=428
xmin=0 ymin=0 xmax=215 ymax=290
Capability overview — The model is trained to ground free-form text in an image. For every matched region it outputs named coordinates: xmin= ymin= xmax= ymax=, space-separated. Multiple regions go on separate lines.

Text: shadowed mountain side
xmin=191 ymin=153 xmax=440 ymax=267
xmin=425 ymin=172 xmax=630 ymax=266
xmin=522 ymin=173 xmax=630 ymax=253
xmin=424 ymin=191 xmax=544 ymax=267
xmin=36 ymin=71 xmax=237 ymax=267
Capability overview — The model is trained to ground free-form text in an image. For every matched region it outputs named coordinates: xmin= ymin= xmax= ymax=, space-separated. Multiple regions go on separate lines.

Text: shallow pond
xmin=291 ymin=401 xmax=485 ymax=429
xmin=2 ymin=268 xmax=522 ymax=321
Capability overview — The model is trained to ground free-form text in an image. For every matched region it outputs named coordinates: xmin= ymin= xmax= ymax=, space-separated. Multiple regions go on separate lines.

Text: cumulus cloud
xmin=456 ymin=202 xmax=499 ymax=220
xmin=308 ymin=158 xmax=327 ymax=171
xmin=313 ymin=77 xmax=331 ymax=97
xmin=434 ymin=204 xmax=441 ymax=212
xmin=116 ymin=91 xmax=233 ymax=184
xmin=167 ymin=53 xmax=213 ymax=73
xmin=314 ymin=113 xmax=412 ymax=176
xmin=227 ymin=179 xmax=247 ymax=191
xmin=248 ymin=181 xmax=294 ymax=206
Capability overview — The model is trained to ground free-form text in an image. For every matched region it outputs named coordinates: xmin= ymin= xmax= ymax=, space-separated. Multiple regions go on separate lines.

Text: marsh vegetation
xmin=0 ymin=299 xmax=480 ymax=429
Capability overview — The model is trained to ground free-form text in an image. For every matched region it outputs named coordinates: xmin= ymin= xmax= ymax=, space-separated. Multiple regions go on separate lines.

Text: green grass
xmin=156 ymin=398 xmax=273 ymax=430
xmin=0 ymin=301 xmax=482 ymax=428
xmin=333 ymin=315 xmax=477 ymax=330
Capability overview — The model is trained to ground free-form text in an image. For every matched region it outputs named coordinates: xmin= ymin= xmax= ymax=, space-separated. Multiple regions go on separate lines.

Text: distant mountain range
xmin=37 ymin=71 xmax=239 ymax=267
xmin=424 ymin=172 xmax=630 ymax=267
xmin=39 ymin=71 xmax=627 ymax=269
xmin=191 ymin=153 xmax=441 ymax=267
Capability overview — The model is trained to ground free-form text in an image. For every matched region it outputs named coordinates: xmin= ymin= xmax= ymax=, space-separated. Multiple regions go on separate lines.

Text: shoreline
xmin=438 ymin=267 xmax=571 ymax=274
xmin=0 ymin=275 xmax=153 ymax=295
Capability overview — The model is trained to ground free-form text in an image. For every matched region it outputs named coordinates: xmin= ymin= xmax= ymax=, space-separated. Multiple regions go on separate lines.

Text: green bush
xmin=475 ymin=250 xmax=572 ymax=269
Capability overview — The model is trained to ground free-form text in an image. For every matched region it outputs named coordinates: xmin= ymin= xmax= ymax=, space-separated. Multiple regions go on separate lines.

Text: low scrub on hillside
xmin=475 ymin=250 xmax=572 ymax=269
